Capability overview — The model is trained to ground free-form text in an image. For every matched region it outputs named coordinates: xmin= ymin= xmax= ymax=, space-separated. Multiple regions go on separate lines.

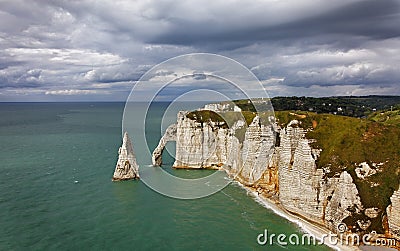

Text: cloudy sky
xmin=1 ymin=0 xmax=400 ymax=101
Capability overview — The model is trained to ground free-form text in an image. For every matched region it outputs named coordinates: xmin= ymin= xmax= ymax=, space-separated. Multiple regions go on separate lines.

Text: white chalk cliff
xmin=172 ymin=111 xmax=235 ymax=169
xmin=152 ymin=109 xmax=399 ymax=239
xmin=277 ymin=121 xmax=363 ymax=232
xmin=112 ymin=132 xmax=139 ymax=181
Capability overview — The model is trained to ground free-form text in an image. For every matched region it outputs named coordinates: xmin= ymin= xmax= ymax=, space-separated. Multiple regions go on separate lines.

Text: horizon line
xmin=1 ymin=94 xmax=400 ymax=103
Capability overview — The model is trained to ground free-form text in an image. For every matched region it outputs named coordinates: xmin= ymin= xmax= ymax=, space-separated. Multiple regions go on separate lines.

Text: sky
xmin=0 ymin=0 xmax=400 ymax=101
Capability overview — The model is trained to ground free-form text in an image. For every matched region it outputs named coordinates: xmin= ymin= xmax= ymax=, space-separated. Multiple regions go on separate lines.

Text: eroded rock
xmin=355 ymin=162 xmax=376 ymax=179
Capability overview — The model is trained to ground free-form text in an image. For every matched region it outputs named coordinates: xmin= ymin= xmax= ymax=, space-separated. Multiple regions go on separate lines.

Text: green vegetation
xmin=232 ymin=99 xmax=257 ymax=112
xmin=186 ymin=110 xmax=229 ymax=128
xmin=186 ymin=110 xmax=257 ymax=143
xmin=186 ymin=110 xmax=256 ymax=127
xmin=274 ymin=110 xmax=316 ymax=128
xmin=310 ymin=115 xmax=399 ymax=206
xmin=368 ymin=109 xmax=400 ymax=126
xmin=271 ymin=96 xmax=400 ymax=117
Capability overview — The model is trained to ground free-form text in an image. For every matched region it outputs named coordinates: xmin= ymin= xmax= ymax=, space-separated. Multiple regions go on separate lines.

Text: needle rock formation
xmin=112 ymin=132 xmax=139 ymax=181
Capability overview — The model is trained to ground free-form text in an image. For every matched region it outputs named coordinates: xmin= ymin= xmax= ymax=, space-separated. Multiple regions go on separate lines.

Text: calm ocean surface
xmin=0 ymin=102 xmax=331 ymax=250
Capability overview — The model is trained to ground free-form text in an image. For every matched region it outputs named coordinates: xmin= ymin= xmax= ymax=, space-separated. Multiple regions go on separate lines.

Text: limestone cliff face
xmin=170 ymin=111 xmax=276 ymax=186
xmin=324 ymin=172 xmax=363 ymax=231
xmin=387 ymin=188 xmax=400 ymax=240
xmin=277 ymin=121 xmax=363 ymax=232
xmin=233 ymin=116 xmax=275 ymax=185
xmin=172 ymin=111 xmax=229 ymax=169
xmin=112 ymin=132 xmax=139 ymax=181
xmin=277 ymin=120 xmax=324 ymax=222
xmin=152 ymin=110 xmax=390 ymax=235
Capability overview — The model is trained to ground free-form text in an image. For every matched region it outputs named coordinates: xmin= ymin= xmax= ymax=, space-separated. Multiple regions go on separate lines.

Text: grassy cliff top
xmin=186 ymin=110 xmax=257 ymax=143
xmin=368 ymin=109 xmax=400 ymax=125
xmin=186 ymin=110 xmax=256 ymax=126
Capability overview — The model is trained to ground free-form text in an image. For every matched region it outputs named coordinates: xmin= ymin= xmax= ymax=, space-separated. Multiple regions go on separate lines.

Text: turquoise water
xmin=0 ymin=103 xmax=331 ymax=250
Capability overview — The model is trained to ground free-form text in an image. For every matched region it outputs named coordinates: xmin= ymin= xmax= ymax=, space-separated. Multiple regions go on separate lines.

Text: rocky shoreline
xmin=236 ymin=181 xmax=360 ymax=251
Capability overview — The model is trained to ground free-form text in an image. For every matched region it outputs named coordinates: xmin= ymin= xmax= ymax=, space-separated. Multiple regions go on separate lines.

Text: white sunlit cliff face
xmin=163 ymin=111 xmax=276 ymax=186
xmin=271 ymin=121 xmax=364 ymax=233
xmin=172 ymin=111 xmax=233 ymax=169
xmin=151 ymin=107 xmax=400 ymax=241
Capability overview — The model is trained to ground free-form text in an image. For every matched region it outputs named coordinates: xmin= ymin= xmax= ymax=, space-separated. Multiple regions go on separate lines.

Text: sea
xmin=0 ymin=102 xmax=332 ymax=250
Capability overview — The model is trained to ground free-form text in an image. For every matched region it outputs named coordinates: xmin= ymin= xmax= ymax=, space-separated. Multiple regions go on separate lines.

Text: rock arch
xmin=152 ymin=124 xmax=177 ymax=166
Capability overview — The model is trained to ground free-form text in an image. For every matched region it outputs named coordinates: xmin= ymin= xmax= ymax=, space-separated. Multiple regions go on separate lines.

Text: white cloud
xmin=45 ymin=89 xmax=107 ymax=95
xmin=6 ymin=48 xmax=125 ymax=66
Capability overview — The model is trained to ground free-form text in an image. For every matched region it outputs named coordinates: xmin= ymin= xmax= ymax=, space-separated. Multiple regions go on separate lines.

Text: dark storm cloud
xmin=147 ymin=0 xmax=400 ymax=49
xmin=296 ymin=0 xmax=400 ymax=39
xmin=0 ymin=0 xmax=399 ymax=100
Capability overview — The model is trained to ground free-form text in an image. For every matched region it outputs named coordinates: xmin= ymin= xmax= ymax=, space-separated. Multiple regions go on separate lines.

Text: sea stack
xmin=112 ymin=132 xmax=139 ymax=181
